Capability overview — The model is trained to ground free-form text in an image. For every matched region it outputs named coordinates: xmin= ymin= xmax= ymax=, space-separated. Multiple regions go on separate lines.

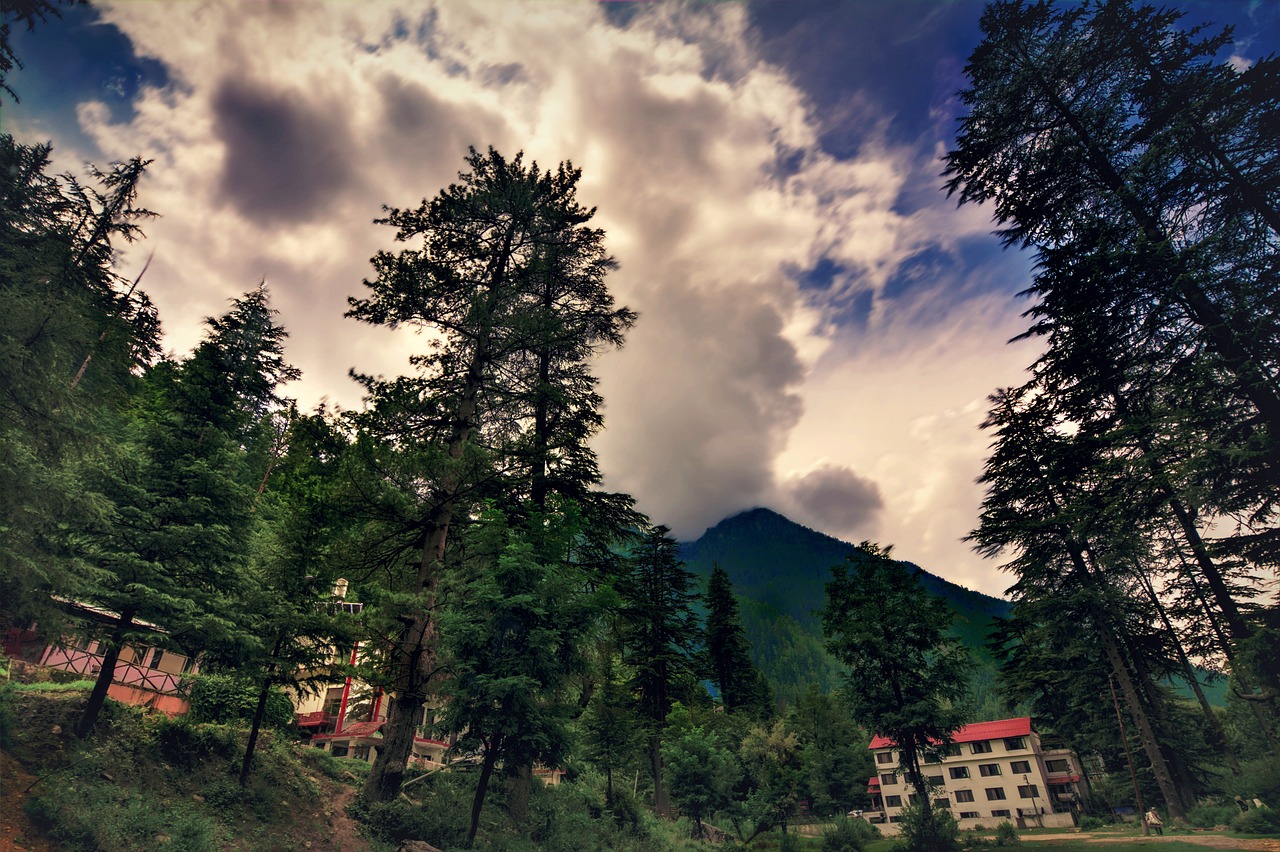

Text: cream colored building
xmin=866 ymin=717 xmax=1088 ymax=832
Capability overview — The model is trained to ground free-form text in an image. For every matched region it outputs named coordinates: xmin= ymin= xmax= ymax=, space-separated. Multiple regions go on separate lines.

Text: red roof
xmin=868 ymin=717 xmax=1032 ymax=750
xmin=867 ymin=776 xmax=880 ymax=787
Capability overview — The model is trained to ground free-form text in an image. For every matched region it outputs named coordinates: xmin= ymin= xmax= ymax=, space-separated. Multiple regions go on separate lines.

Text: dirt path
xmin=0 ymin=751 xmax=58 ymax=852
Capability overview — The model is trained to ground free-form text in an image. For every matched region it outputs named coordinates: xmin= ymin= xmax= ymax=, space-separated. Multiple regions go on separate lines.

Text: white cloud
xmin=40 ymin=0 xmax=1036 ymax=596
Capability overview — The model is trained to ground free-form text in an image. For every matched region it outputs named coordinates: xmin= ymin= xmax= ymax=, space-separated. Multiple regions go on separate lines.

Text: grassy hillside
xmin=0 ymin=684 xmax=705 ymax=851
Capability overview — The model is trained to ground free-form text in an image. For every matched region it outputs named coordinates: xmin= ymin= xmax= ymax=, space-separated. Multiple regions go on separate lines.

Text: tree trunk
xmin=1137 ymin=570 xmax=1241 ymax=775
xmin=504 ymin=762 xmax=532 ymax=825
xmin=239 ymin=676 xmax=273 ymax=786
xmin=365 ymin=228 xmax=514 ymax=803
xmin=649 ymin=734 xmax=669 ymax=817
xmin=1096 ymin=618 xmax=1186 ymax=819
xmin=468 ymin=738 xmax=501 ymax=847
xmin=366 ymin=614 xmax=435 ymax=798
xmin=76 ymin=607 xmax=134 ymax=738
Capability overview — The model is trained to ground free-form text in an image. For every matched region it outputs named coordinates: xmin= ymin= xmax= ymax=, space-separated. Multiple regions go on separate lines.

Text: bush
xmin=186 ymin=673 xmax=294 ymax=728
xmin=155 ymin=717 xmax=239 ymax=767
xmin=350 ymin=774 xmax=473 ymax=849
xmin=1232 ymin=806 xmax=1280 ymax=835
xmin=1079 ymin=815 xmax=1106 ymax=831
xmin=1185 ymin=802 xmax=1238 ymax=829
xmin=894 ymin=801 xmax=960 ymax=852
xmin=994 ymin=820 xmax=1019 ymax=846
xmin=26 ymin=779 xmax=218 ymax=851
xmin=822 ymin=817 xmax=876 ymax=852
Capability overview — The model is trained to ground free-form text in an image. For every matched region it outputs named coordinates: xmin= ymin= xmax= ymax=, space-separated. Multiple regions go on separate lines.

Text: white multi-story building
xmin=866 ymin=717 xmax=1088 ymax=832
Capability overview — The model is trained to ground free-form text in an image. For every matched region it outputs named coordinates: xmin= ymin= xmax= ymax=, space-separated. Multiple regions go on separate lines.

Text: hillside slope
xmin=680 ymin=508 xmax=1011 ymax=702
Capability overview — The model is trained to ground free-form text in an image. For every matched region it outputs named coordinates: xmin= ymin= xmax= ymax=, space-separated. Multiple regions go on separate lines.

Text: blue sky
xmin=6 ymin=1 xmax=1276 ymax=596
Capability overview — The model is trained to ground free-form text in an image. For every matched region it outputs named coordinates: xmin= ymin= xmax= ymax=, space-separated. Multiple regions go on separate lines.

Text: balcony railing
xmin=43 ymin=648 xmax=184 ymax=694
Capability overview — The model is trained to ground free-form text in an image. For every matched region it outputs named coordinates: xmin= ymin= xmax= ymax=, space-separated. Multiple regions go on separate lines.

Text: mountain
xmin=679 ymin=507 xmax=1011 ymax=704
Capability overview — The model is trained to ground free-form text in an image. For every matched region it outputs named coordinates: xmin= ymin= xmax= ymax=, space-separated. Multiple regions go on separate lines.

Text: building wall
xmin=869 ymin=727 xmax=1085 ymax=832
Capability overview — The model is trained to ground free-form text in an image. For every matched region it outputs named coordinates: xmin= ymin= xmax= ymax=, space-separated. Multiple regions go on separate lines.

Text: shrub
xmin=994 ymin=820 xmax=1019 ymax=846
xmin=155 ymin=717 xmax=239 ymax=767
xmin=822 ymin=817 xmax=876 ymax=852
xmin=186 ymin=673 xmax=294 ymax=728
xmin=1232 ymin=806 xmax=1280 ymax=835
xmin=26 ymin=778 xmax=218 ymax=851
xmin=1079 ymin=815 xmax=1106 ymax=831
xmin=1185 ymin=802 xmax=1238 ymax=829
xmin=350 ymin=774 xmax=473 ymax=849
xmin=894 ymin=801 xmax=961 ymax=852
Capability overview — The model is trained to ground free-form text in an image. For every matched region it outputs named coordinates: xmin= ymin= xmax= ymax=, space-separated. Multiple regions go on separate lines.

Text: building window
xmin=908 ymin=794 xmax=921 ymax=805
xmin=928 ymin=775 xmax=944 ymax=787
xmin=881 ymin=773 xmax=897 ymax=786
xmin=885 ymin=796 xmax=902 ymax=808
xmin=1018 ymin=785 xmax=1039 ymax=799
xmin=1003 ymin=737 xmax=1026 ymax=751
xmin=923 ymin=753 xmax=939 ymax=764
xmin=1010 ymin=760 xmax=1031 ymax=774
xmin=986 ymin=788 xmax=1007 ymax=801
xmin=934 ymin=798 xmax=951 ymax=809
xmin=889 ymin=816 xmax=902 ymax=823
xmin=979 ymin=764 xmax=1002 ymax=777
xmin=950 ymin=766 xmax=970 ymax=780
xmin=877 ymin=752 xmax=894 ymax=764
xmin=1045 ymin=759 xmax=1070 ymax=773
xmin=971 ymin=741 xmax=992 ymax=754
xmin=992 ymin=809 xmax=1011 ymax=818
xmin=960 ymin=812 xmax=980 ymax=819
xmin=947 ymin=744 xmax=962 ymax=756
xmin=955 ymin=790 xmax=975 ymax=803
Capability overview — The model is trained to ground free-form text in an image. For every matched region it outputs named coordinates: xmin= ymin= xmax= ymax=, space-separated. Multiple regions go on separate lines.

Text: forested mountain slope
xmin=680 ymin=508 xmax=1011 ymax=704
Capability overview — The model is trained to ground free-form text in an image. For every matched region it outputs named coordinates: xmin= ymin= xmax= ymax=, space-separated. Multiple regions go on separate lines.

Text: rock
xmin=50 ymin=724 xmax=62 ymax=735
xmin=398 ymin=842 xmax=444 ymax=852
xmin=101 ymin=771 xmax=115 ymax=782
xmin=192 ymin=793 xmax=205 ymax=803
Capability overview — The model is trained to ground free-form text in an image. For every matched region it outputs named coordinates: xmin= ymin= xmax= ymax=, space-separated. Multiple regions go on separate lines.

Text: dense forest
xmin=1 ymin=0 xmax=1278 ymax=849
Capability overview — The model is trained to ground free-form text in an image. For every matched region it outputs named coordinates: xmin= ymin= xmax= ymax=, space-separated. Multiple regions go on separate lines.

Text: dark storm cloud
xmin=212 ymin=77 xmax=361 ymax=225
xmin=373 ymin=74 xmax=511 ymax=171
xmin=786 ymin=463 xmax=883 ymax=532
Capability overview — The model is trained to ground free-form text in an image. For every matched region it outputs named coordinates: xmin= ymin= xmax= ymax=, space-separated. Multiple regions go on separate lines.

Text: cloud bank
xmin=24 ymin=0 xmax=1045 ymax=596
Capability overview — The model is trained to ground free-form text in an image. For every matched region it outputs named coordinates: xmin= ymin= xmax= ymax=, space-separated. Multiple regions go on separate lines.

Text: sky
xmin=6 ymin=0 xmax=1277 ymax=598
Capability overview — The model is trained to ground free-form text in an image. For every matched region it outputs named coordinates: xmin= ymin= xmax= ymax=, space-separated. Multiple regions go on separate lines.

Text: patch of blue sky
xmin=6 ymin=4 xmax=168 ymax=155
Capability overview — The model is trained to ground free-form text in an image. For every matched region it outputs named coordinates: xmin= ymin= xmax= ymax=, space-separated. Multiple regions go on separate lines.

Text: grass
xmin=8 ymin=679 xmax=95 ymax=692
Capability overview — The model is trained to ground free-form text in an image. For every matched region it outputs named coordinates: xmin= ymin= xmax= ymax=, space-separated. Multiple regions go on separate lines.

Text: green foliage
xmin=893 ymin=798 xmax=961 ymax=852
xmin=1232 ymin=806 xmax=1280 ymax=835
xmin=682 ymin=509 xmax=1009 ymax=704
xmin=351 ymin=784 xmax=472 ymax=850
xmin=661 ymin=722 xmax=740 ymax=833
xmin=8 ymin=679 xmax=95 ymax=692
xmin=705 ymin=563 xmax=772 ymax=716
xmin=1079 ymin=815 xmax=1107 ymax=831
xmin=993 ymin=820 xmax=1020 ymax=845
xmin=8 ymin=690 xmax=360 ymax=850
xmin=1184 ymin=803 xmax=1237 ymax=829
xmin=822 ymin=543 xmax=971 ymax=801
xmin=1222 ymin=757 xmax=1280 ymax=807
xmin=822 ymin=817 xmax=878 ymax=852
xmin=186 ymin=672 xmax=294 ymax=728
xmin=26 ymin=782 xmax=219 ymax=852
xmin=787 ymin=684 xmax=873 ymax=816
xmin=154 ymin=717 xmax=240 ymax=767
